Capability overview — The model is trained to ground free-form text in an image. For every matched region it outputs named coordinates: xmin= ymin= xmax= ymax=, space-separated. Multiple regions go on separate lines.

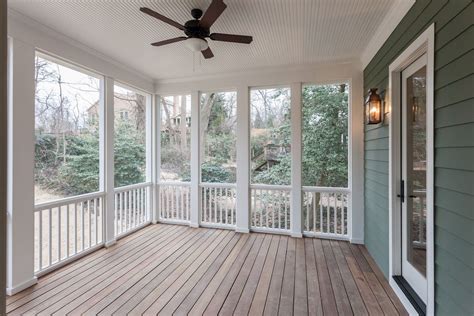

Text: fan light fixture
xmin=185 ymin=37 xmax=208 ymax=52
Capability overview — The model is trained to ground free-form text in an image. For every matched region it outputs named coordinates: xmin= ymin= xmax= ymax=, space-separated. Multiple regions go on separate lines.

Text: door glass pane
xmin=406 ymin=66 xmax=427 ymax=276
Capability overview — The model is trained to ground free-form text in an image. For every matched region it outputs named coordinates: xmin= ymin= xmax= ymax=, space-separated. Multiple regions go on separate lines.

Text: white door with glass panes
xmin=400 ymin=54 xmax=428 ymax=303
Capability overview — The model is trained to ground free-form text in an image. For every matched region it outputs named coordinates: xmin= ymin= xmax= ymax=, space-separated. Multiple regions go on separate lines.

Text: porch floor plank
xmin=7 ymin=224 xmax=407 ymax=315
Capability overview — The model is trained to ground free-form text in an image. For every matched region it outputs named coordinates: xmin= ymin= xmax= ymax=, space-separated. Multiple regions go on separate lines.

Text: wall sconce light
xmin=365 ymin=88 xmax=383 ymax=125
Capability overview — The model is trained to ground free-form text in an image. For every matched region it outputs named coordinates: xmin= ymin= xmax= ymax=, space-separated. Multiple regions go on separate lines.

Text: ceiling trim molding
xmin=155 ymin=58 xmax=362 ymax=86
xmin=7 ymin=9 xmax=154 ymax=92
xmin=155 ymin=59 xmax=362 ymax=95
xmin=360 ymin=0 xmax=415 ymax=69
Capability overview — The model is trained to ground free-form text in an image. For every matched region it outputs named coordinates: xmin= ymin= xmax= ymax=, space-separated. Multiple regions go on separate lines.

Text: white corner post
xmin=236 ymin=85 xmax=250 ymax=233
xmin=190 ymin=91 xmax=200 ymax=228
xmin=290 ymin=82 xmax=303 ymax=238
xmin=145 ymin=93 xmax=153 ymax=224
xmin=102 ymin=76 xmax=116 ymax=247
xmin=349 ymin=73 xmax=364 ymax=244
xmin=1 ymin=2 xmax=7 ymax=310
xmin=6 ymin=38 xmax=37 ymax=295
xmin=151 ymin=94 xmax=160 ymax=224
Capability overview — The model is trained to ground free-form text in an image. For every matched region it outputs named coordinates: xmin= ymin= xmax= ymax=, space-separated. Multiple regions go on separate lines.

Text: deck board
xmin=7 ymin=224 xmax=407 ymax=315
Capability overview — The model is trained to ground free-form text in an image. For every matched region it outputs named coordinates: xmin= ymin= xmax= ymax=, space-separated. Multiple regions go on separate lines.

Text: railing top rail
xmin=159 ymin=181 xmax=191 ymax=187
xmin=250 ymin=184 xmax=292 ymax=191
xmin=200 ymin=182 xmax=237 ymax=189
xmin=114 ymin=182 xmax=152 ymax=193
xmin=34 ymin=191 xmax=105 ymax=212
xmin=302 ymin=186 xmax=350 ymax=193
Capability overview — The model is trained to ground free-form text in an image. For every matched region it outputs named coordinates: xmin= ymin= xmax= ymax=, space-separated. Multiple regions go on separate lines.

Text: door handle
xmin=408 ymin=195 xmax=417 ymax=198
xmin=398 ymin=180 xmax=405 ymax=203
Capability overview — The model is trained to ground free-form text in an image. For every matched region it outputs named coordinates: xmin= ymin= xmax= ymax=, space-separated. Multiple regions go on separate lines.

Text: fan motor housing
xmin=184 ymin=19 xmax=210 ymax=38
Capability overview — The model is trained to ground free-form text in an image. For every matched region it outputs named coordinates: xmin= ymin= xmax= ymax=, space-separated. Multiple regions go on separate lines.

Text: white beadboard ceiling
xmin=8 ymin=0 xmax=396 ymax=80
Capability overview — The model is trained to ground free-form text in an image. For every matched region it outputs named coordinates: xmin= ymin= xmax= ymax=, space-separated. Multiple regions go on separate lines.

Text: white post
xmin=1 ymin=3 xmax=7 ymax=310
xmin=290 ymin=82 xmax=303 ymax=238
xmin=152 ymin=94 xmax=160 ymax=224
xmin=236 ymin=85 xmax=250 ymax=233
xmin=145 ymin=93 xmax=153 ymax=223
xmin=102 ymin=76 xmax=115 ymax=247
xmin=190 ymin=91 xmax=200 ymax=227
xmin=350 ymin=74 xmax=364 ymax=244
xmin=6 ymin=38 xmax=37 ymax=295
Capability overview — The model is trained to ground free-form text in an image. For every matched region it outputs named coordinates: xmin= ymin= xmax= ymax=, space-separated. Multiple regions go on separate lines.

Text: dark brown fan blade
xmin=140 ymin=7 xmax=185 ymax=30
xmin=151 ymin=37 xmax=187 ymax=47
xmin=201 ymin=47 xmax=214 ymax=59
xmin=210 ymin=33 xmax=253 ymax=44
xmin=199 ymin=0 xmax=227 ymax=29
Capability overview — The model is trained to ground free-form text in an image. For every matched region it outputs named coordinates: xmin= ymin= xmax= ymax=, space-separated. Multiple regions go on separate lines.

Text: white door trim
xmin=388 ymin=24 xmax=434 ymax=315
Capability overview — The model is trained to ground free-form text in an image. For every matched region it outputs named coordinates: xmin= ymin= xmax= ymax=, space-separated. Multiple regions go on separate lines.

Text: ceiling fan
xmin=140 ymin=0 xmax=253 ymax=59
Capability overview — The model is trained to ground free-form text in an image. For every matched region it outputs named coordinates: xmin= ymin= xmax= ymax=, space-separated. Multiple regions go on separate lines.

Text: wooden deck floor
xmin=7 ymin=224 xmax=407 ymax=315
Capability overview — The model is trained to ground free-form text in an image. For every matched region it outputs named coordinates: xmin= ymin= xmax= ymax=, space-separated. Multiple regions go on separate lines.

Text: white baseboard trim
xmin=235 ymin=227 xmax=250 ymax=234
xmin=389 ymin=279 xmax=419 ymax=316
xmin=6 ymin=276 xmax=38 ymax=296
xmin=350 ymin=238 xmax=364 ymax=244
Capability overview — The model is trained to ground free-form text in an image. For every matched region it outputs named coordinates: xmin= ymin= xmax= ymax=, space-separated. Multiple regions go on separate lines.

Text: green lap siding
xmin=363 ymin=0 xmax=474 ymax=314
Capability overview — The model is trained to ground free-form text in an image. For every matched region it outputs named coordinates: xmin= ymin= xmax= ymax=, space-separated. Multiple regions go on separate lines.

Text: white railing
xmin=303 ymin=186 xmax=350 ymax=239
xmin=114 ymin=182 xmax=152 ymax=237
xmin=250 ymin=184 xmax=291 ymax=233
xmin=412 ymin=190 xmax=426 ymax=247
xmin=201 ymin=183 xmax=236 ymax=228
xmin=159 ymin=182 xmax=191 ymax=223
xmin=34 ymin=192 xmax=105 ymax=274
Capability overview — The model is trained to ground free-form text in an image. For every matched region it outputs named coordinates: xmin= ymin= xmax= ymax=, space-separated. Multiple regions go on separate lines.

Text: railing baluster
xmin=231 ymin=190 xmax=234 ymax=225
xmin=74 ymin=202 xmax=78 ymax=254
xmin=66 ymin=204 xmax=70 ymax=257
xmin=212 ymin=188 xmax=216 ymax=223
xmin=285 ymin=191 xmax=289 ymax=230
xmin=166 ymin=186 xmax=170 ymax=220
xmin=201 ymin=188 xmax=205 ymax=222
xmin=48 ymin=208 xmax=52 ymax=266
xmin=118 ymin=192 xmax=121 ymax=235
xmin=320 ymin=193 xmax=323 ymax=233
xmin=159 ymin=187 xmax=163 ymax=220
xmin=95 ymin=198 xmax=99 ymax=244
xmin=58 ymin=206 xmax=61 ymax=261
xmin=88 ymin=199 xmax=91 ymax=248
xmin=313 ymin=193 xmax=316 ymax=233
xmin=39 ymin=210 xmax=43 ymax=270
xmin=81 ymin=201 xmax=85 ymax=251
xmin=138 ymin=188 xmax=142 ymax=224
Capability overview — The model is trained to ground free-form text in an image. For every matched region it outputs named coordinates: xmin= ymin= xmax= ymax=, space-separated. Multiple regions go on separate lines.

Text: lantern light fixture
xmin=365 ymin=88 xmax=383 ymax=125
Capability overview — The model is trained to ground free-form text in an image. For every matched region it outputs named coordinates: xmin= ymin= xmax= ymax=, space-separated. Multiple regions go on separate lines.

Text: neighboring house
xmin=87 ymin=93 xmax=146 ymax=129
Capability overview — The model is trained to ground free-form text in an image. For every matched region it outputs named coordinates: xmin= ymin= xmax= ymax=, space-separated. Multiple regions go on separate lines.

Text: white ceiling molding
xmin=360 ymin=0 xmax=415 ymax=69
xmin=7 ymin=9 xmax=154 ymax=92
xmin=155 ymin=59 xmax=362 ymax=95
xmin=8 ymin=0 xmax=395 ymax=80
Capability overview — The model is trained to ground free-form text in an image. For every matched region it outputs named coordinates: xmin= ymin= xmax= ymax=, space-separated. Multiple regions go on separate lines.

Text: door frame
xmin=388 ymin=24 xmax=434 ymax=315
